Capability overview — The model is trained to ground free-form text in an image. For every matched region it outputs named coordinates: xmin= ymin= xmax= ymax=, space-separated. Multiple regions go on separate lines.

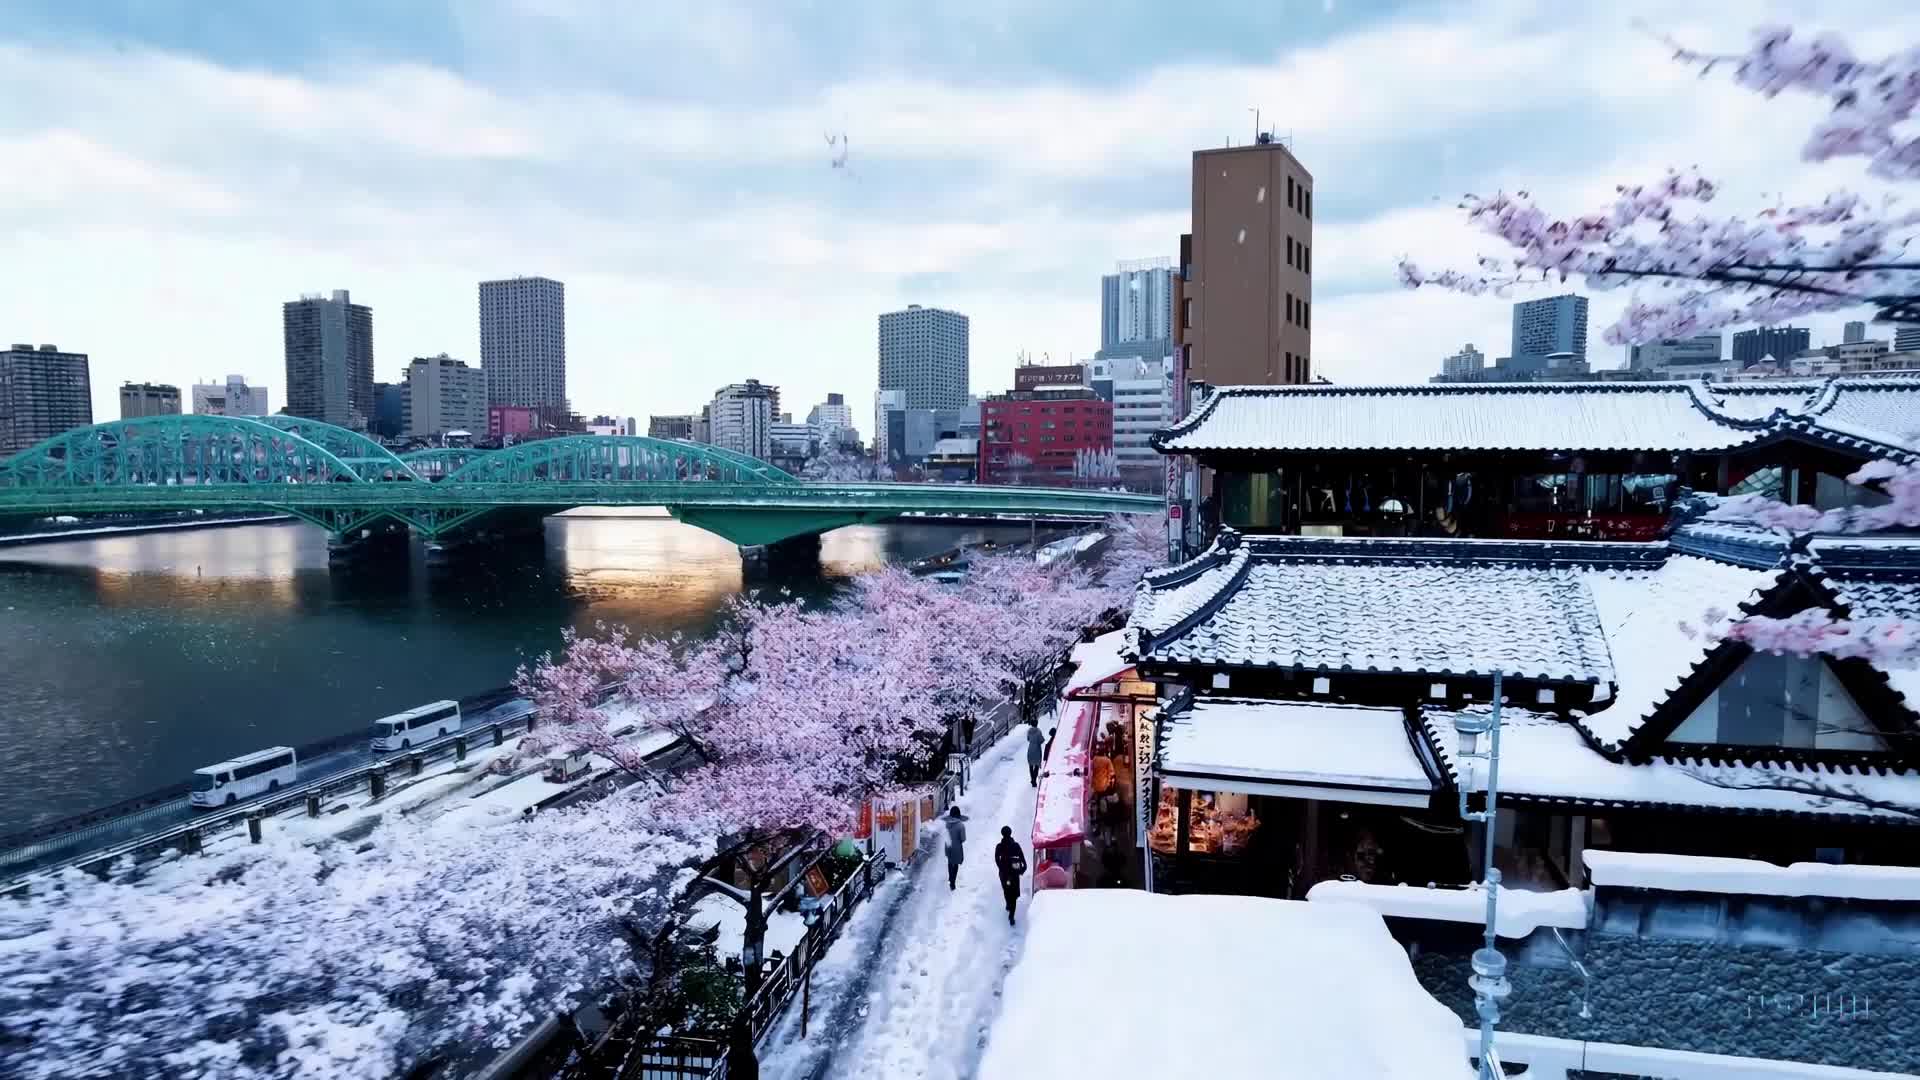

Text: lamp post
xmin=799 ymin=897 xmax=822 ymax=1039
xmin=1453 ymin=670 xmax=1510 ymax=1080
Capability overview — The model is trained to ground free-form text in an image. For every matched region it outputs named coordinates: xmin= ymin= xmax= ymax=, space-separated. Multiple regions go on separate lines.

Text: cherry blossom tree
xmin=0 ymin=801 xmax=707 ymax=1080
xmin=1402 ymin=23 xmax=1920 ymax=666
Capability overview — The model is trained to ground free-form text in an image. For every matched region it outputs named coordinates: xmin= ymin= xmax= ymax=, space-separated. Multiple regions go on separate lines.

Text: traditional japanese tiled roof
xmin=1128 ymin=531 xmax=1623 ymax=684
xmin=1802 ymin=377 xmax=1920 ymax=450
xmin=1153 ymin=381 xmax=1770 ymax=454
xmin=1419 ymin=707 xmax=1920 ymax=822
xmin=1701 ymin=381 xmax=1827 ymax=420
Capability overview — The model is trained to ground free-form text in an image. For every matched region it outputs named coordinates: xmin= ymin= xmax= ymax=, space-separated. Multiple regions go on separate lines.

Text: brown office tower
xmin=1178 ymin=136 xmax=1313 ymax=386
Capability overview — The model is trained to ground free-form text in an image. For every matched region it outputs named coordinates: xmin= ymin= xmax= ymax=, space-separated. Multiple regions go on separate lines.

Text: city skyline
xmin=5 ymin=2 xmax=1910 ymax=425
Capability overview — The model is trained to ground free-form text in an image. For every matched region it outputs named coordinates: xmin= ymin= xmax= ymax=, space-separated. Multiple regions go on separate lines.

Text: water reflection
xmin=0 ymin=514 xmax=1026 ymax=829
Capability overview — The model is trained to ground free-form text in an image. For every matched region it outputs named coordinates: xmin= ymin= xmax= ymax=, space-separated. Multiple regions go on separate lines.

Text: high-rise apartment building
xmin=0 ymin=343 xmax=92 ymax=455
xmin=119 ymin=382 xmax=181 ymax=418
xmin=479 ymin=276 xmax=567 ymax=412
xmin=1732 ymin=326 xmax=1811 ymax=367
xmin=1510 ymin=295 xmax=1589 ymax=365
xmin=1101 ymin=259 xmax=1175 ymax=353
xmin=709 ymin=380 xmax=776 ymax=461
xmin=402 ymin=354 xmax=489 ymax=438
xmin=1628 ymin=334 xmax=1722 ymax=370
xmin=873 ymin=389 xmax=905 ymax=463
xmin=1178 ymin=136 xmax=1314 ymax=385
xmin=192 ymin=375 xmax=271 ymax=418
xmin=1895 ymin=327 xmax=1920 ymax=353
xmin=878 ymin=305 xmax=970 ymax=409
xmin=1440 ymin=344 xmax=1486 ymax=380
xmin=283 ymin=290 xmax=374 ymax=429
xmin=1844 ymin=321 xmax=1867 ymax=344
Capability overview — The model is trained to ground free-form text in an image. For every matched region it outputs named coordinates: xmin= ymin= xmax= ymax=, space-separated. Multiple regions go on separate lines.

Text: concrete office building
xmin=1178 ymin=136 xmax=1314 ymax=385
xmin=1 ymin=343 xmax=92 ymax=455
xmin=1844 ymin=321 xmax=1867 ymax=344
xmin=479 ymin=276 xmax=567 ymax=412
xmin=1733 ymin=326 xmax=1811 ymax=368
xmin=119 ymin=382 xmax=181 ymax=419
xmin=1511 ymin=295 xmax=1590 ymax=366
xmin=283 ymin=290 xmax=374 ymax=429
xmin=402 ymin=354 xmax=489 ymax=438
xmin=1629 ymin=334 xmax=1722 ymax=370
xmin=192 ymin=375 xmax=270 ymax=418
xmin=648 ymin=414 xmax=698 ymax=441
xmin=710 ymin=380 xmax=776 ymax=461
xmin=878 ymin=305 xmax=970 ymax=409
xmin=1440 ymin=344 xmax=1486 ymax=380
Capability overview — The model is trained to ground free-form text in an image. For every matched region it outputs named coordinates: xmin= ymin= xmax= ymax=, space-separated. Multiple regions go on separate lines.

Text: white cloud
xmin=2 ymin=0 xmax=1917 ymax=424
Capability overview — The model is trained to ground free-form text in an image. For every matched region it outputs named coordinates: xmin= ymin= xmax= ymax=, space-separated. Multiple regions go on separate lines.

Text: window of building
xmin=1182 ymin=297 xmax=1193 ymax=329
xmin=1286 ymin=176 xmax=1295 ymax=208
xmin=1304 ymin=245 xmax=1311 ymax=274
xmin=1286 ymin=236 xmax=1294 ymax=267
xmin=1667 ymin=651 xmax=1884 ymax=752
xmin=1286 ymin=293 xmax=1294 ymax=324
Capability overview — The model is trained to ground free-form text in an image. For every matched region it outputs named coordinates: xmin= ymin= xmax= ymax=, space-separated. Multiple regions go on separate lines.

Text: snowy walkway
xmin=758 ymin=726 xmax=1040 ymax=1080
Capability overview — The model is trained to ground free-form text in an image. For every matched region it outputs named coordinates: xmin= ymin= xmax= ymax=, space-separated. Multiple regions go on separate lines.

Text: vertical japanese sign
xmin=1166 ymin=345 xmax=1191 ymax=562
xmin=1135 ymin=707 xmax=1157 ymax=848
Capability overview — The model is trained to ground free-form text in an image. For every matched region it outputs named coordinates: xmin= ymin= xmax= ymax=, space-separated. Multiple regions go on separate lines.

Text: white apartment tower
xmin=709 ymin=380 xmax=777 ymax=461
xmin=402 ymin=354 xmax=489 ymax=438
xmin=192 ymin=375 xmax=270 ymax=417
xmin=878 ymin=305 xmax=969 ymax=410
xmin=479 ymin=276 xmax=567 ymax=412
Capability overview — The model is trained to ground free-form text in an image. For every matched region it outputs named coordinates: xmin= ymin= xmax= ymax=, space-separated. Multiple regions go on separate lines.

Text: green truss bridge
xmin=0 ymin=415 xmax=1161 ymax=550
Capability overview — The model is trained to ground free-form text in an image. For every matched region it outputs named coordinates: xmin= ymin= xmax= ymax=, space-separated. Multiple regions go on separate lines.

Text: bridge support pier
xmin=741 ymin=532 xmax=823 ymax=578
xmin=327 ymin=520 xmax=409 ymax=566
xmin=423 ymin=510 xmax=552 ymax=566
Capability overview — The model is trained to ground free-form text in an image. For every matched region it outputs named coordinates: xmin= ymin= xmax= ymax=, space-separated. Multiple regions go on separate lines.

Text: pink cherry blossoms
xmin=1400 ymin=25 xmax=1920 ymax=337
xmin=1695 ymin=606 xmax=1917 ymax=667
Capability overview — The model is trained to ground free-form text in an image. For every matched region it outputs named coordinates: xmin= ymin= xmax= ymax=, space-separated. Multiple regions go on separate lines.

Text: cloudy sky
xmin=3 ymin=0 xmax=1911 ymax=426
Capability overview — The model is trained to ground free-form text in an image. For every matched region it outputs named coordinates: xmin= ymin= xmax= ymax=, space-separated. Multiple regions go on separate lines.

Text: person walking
xmin=994 ymin=826 xmax=1028 ymax=926
xmin=1025 ymin=722 xmax=1045 ymax=787
xmin=1043 ymin=727 xmax=1057 ymax=762
xmin=943 ymin=805 xmax=968 ymax=890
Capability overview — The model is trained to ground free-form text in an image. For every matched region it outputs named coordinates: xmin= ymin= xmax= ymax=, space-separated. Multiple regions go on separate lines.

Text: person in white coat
xmin=943 ymin=805 xmax=968 ymax=890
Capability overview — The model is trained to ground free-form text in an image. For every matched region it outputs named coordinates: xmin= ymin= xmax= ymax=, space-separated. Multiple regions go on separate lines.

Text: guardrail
xmin=1 ymin=707 xmax=547 ymax=893
xmin=1468 ymin=1029 xmax=1912 ymax=1080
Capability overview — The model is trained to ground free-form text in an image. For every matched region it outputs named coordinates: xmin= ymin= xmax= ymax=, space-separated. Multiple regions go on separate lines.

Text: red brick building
xmin=978 ymin=388 xmax=1114 ymax=485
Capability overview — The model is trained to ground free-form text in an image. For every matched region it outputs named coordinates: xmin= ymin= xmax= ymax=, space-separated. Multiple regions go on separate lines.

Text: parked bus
xmin=371 ymin=699 xmax=462 ymax=752
xmin=191 ymin=746 xmax=298 ymax=808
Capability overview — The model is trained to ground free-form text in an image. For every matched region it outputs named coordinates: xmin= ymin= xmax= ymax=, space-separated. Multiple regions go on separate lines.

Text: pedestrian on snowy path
xmin=1025 ymin=722 xmax=1045 ymax=786
xmin=943 ymin=805 xmax=968 ymax=890
xmin=994 ymin=827 xmax=1028 ymax=925
xmin=1043 ymin=727 xmax=1057 ymax=762
xmin=727 ymin=1019 xmax=759 ymax=1080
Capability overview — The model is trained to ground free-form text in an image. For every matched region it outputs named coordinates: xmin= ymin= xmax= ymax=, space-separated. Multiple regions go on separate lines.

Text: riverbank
xmin=0 ymin=512 xmax=292 ymax=547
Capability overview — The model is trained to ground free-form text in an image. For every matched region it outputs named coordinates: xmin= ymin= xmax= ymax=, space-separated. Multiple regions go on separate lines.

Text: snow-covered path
xmin=758 ymin=726 xmax=1039 ymax=1080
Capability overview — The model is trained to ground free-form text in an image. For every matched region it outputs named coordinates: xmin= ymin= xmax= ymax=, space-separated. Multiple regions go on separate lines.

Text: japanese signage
xmin=1135 ymin=707 xmax=1157 ymax=848
xmin=1014 ymin=364 xmax=1088 ymax=392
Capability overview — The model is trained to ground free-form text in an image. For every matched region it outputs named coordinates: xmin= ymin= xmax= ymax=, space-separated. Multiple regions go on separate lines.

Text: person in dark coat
xmin=943 ymin=805 xmax=968 ymax=890
xmin=994 ymin=826 xmax=1028 ymax=926
xmin=1043 ymin=727 xmax=1057 ymax=762
xmin=726 ymin=1019 xmax=759 ymax=1080
xmin=1025 ymin=722 xmax=1045 ymax=786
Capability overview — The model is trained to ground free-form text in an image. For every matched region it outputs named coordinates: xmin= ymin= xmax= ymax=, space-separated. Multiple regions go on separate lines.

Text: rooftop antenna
xmin=1249 ymin=107 xmax=1261 ymax=143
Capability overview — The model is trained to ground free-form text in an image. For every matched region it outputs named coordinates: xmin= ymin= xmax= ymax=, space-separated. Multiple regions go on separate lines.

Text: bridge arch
xmin=255 ymin=415 xmax=421 ymax=481
xmin=399 ymin=446 xmax=488 ymax=480
xmin=0 ymin=415 xmax=368 ymax=489
xmin=441 ymin=435 xmax=799 ymax=485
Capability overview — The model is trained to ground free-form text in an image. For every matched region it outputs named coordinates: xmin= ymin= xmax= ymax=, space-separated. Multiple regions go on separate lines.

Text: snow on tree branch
xmin=1400 ymin=25 xmax=1920 ymax=334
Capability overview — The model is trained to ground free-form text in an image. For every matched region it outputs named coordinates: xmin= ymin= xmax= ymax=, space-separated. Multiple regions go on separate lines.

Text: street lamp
xmin=799 ymin=896 xmax=823 ymax=1039
xmin=1453 ymin=671 xmax=1510 ymax=1080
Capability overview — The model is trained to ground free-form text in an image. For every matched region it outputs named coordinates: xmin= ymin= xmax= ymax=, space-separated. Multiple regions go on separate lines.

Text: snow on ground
xmin=757 ymin=726 xmax=1038 ymax=1080
xmin=977 ymin=891 xmax=1474 ymax=1080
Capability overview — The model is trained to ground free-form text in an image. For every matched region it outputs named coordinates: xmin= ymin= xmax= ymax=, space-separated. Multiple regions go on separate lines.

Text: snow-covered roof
xmin=1033 ymin=699 xmax=1099 ymax=848
xmin=1131 ymin=532 xmax=1617 ymax=684
xmin=1701 ymin=380 xmax=1827 ymax=421
xmin=977 ymin=890 xmax=1474 ymax=1080
xmin=1159 ymin=699 xmax=1436 ymax=807
xmin=1804 ymin=376 xmax=1920 ymax=449
xmin=1154 ymin=381 xmax=1766 ymax=454
xmin=1421 ymin=708 xmax=1920 ymax=821
xmin=1578 ymin=555 xmax=1782 ymax=750
xmin=1063 ymin=629 xmax=1135 ymax=695
xmin=1305 ymin=879 xmax=1590 ymax=937
xmin=1583 ymin=850 xmax=1920 ymax=901
xmin=1128 ymin=538 xmax=1251 ymax=636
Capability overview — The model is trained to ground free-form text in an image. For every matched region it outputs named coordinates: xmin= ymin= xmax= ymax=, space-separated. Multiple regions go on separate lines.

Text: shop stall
xmin=1031 ymin=631 xmax=1159 ymax=891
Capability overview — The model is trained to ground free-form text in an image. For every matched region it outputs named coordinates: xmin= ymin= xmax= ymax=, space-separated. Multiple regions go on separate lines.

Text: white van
xmin=191 ymin=746 xmax=298 ymax=808
xmin=371 ymin=700 xmax=462 ymax=752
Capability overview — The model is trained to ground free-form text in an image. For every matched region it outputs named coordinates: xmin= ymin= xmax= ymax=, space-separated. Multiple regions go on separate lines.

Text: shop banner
xmin=1135 ymin=708 xmax=1157 ymax=848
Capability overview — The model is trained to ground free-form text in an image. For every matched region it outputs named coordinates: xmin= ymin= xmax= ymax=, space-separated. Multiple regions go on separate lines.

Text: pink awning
xmin=1032 ymin=698 xmax=1097 ymax=849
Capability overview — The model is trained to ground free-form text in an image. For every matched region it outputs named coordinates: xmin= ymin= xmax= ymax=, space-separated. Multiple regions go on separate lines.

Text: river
xmin=0 ymin=511 xmax=1033 ymax=832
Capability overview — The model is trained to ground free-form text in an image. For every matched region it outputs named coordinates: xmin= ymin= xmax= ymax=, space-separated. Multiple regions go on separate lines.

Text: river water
xmin=0 ymin=511 xmax=1030 ymax=832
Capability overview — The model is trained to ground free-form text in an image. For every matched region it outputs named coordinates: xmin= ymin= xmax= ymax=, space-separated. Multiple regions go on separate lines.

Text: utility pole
xmin=1452 ymin=671 xmax=1511 ymax=1080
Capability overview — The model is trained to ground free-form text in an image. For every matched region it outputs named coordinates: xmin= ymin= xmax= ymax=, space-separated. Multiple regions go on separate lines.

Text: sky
xmin=3 ymin=0 xmax=1914 ymax=427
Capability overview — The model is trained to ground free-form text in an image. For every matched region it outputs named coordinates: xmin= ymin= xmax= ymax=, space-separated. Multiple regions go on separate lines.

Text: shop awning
xmin=1033 ymin=698 xmax=1098 ymax=849
xmin=1159 ymin=699 xmax=1439 ymax=808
